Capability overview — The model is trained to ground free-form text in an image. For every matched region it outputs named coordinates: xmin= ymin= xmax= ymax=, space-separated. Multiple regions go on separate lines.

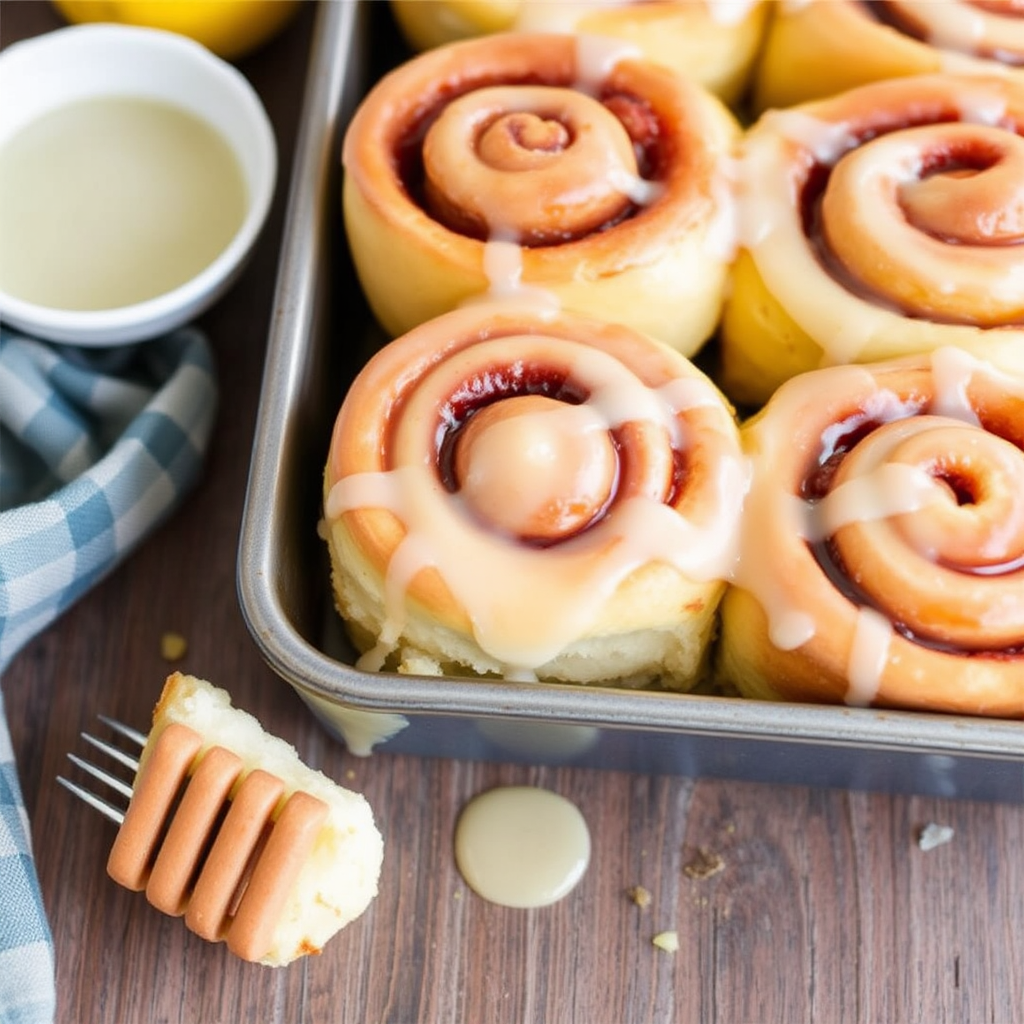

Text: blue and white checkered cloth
xmin=0 ymin=326 xmax=218 ymax=1024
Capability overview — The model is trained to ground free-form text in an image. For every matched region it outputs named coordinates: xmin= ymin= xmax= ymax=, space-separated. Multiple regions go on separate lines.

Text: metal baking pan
xmin=237 ymin=0 xmax=1024 ymax=803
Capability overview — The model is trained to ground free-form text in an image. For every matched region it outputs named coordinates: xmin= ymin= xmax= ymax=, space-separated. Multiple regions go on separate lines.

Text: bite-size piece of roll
xmin=321 ymin=304 xmax=746 ymax=690
xmin=389 ymin=1 xmax=770 ymax=106
xmin=342 ymin=32 xmax=739 ymax=358
xmin=719 ymin=73 xmax=1024 ymax=407
xmin=754 ymin=0 xmax=1024 ymax=112
xmin=717 ymin=345 xmax=1024 ymax=718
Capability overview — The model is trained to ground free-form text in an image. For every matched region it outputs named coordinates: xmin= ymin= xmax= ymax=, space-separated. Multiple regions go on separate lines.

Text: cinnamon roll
xmin=719 ymin=73 xmax=1024 ymax=407
xmin=754 ymin=0 xmax=1024 ymax=112
xmin=717 ymin=345 xmax=1024 ymax=717
xmin=389 ymin=1 xmax=770 ymax=106
xmin=342 ymin=33 xmax=739 ymax=358
xmin=321 ymin=304 xmax=746 ymax=690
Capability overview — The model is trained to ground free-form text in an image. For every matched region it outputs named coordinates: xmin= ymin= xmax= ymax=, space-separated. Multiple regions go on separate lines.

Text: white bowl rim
xmin=0 ymin=22 xmax=278 ymax=346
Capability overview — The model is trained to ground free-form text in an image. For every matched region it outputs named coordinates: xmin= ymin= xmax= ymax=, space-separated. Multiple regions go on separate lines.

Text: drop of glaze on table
xmin=454 ymin=786 xmax=590 ymax=909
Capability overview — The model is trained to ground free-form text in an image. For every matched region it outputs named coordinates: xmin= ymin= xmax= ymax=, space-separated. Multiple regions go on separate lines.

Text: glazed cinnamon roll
xmin=389 ymin=1 xmax=769 ymax=106
xmin=719 ymin=73 xmax=1024 ymax=407
xmin=754 ymin=0 xmax=1024 ymax=112
xmin=717 ymin=345 xmax=1024 ymax=717
xmin=321 ymin=305 xmax=746 ymax=690
xmin=342 ymin=33 xmax=739 ymax=358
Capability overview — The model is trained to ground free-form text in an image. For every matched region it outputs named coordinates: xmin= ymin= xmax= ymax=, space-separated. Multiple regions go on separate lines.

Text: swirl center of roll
xmin=477 ymin=112 xmax=571 ymax=165
xmin=421 ymin=85 xmax=640 ymax=244
xmin=453 ymin=394 xmax=617 ymax=541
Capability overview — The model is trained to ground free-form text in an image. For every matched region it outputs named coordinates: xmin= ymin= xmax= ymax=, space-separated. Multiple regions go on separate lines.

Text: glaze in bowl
xmin=0 ymin=23 xmax=276 ymax=345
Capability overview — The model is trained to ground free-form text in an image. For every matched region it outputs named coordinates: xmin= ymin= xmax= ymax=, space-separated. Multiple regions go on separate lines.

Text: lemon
xmin=52 ymin=0 xmax=303 ymax=61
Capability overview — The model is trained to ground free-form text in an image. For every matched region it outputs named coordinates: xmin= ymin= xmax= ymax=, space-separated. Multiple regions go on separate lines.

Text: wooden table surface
xmin=3 ymin=3 xmax=1024 ymax=1022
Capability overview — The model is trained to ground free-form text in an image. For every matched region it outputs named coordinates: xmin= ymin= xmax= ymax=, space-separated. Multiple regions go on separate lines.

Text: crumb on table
xmin=652 ymin=931 xmax=679 ymax=953
xmin=160 ymin=632 xmax=188 ymax=661
xmin=683 ymin=846 xmax=725 ymax=880
xmin=627 ymin=885 xmax=652 ymax=908
xmin=917 ymin=822 xmax=955 ymax=851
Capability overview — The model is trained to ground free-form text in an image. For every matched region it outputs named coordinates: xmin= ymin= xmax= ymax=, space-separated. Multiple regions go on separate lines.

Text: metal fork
xmin=57 ymin=714 xmax=148 ymax=824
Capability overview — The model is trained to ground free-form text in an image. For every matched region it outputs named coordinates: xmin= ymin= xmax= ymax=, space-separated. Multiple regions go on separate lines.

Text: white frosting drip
xmin=606 ymin=166 xmax=665 ymax=207
xmin=930 ymin=345 xmax=1024 ymax=424
xmin=704 ymin=0 xmax=761 ymax=26
xmin=764 ymin=109 xmax=858 ymax=166
xmin=471 ymin=238 xmax=561 ymax=314
xmin=930 ymin=345 xmax=983 ymax=425
xmin=952 ymin=88 xmax=1008 ymax=126
xmin=989 ymin=261 xmax=1024 ymax=304
xmin=808 ymin=463 xmax=947 ymax=542
xmin=572 ymin=33 xmax=642 ymax=93
xmin=770 ymin=607 xmax=817 ymax=652
xmin=846 ymin=606 xmax=892 ymax=707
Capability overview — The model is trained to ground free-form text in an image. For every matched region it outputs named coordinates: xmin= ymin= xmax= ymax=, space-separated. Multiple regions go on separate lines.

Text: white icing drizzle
xmin=704 ymin=0 xmax=761 ymax=26
xmin=470 ymin=238 xmax=561 ymax=315
xmin=731 ymin=488 xmax=818 ymax=651
xmin=845 ymin=606 xmax=892 ymax=707
xmin=573 ymin=33 xmax=642 ymax=94
xmin=930 ymin=345 xmax=1024 ymax=423
xmin=770 ymin=607 xmax=817 ymax=652
xmin=929 ymin=345 xmax=982 ymax=425
xmin=989 ymin=261 xmax=1024 ymax=305
xmin=951 ymin=88 xmax=1008 ymax=127
xmin=606 ymin=166 xmax=665 ymax=207
xmin=808 ymin=462 xmax=947 ymax=542
xmin=764 ymin=109 xmax=858 ymax=166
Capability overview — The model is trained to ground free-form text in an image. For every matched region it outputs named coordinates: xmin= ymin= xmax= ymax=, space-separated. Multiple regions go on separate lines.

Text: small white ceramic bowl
xmin=0 ymin=23 xmax=277 ymax=346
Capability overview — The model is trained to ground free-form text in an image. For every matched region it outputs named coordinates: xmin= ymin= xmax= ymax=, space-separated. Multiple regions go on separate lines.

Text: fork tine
xmin=82 ymin=732 xmax=141 ymax=772
xmin=97 ymin=714 xmax=147 ymax=748
xmin=56 ymin=775 xmax=126 ymax=825
xmin=66 ymin=751 xmax=134 ymax=800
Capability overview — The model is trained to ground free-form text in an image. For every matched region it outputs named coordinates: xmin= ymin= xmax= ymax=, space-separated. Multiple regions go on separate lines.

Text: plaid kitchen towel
xmin=0 ymin=326 xmax=218 ymax=1024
